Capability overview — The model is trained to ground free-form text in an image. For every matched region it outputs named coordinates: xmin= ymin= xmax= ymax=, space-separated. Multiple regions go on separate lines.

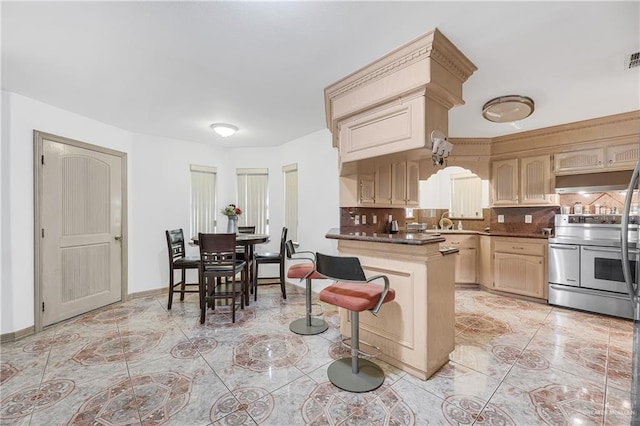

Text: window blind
xmin=190 ymin=165 xmax=217 ymax=238
xmin=236 ymin=168 xmax=269 ymax=234
xmin=283 ymin=163 xmax=298 ymax=242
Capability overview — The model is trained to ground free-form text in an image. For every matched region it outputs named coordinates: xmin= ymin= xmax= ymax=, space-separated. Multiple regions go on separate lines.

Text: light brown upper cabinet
xmin=554 ymin=143 xmax=638 ymax=175
xmin=375 ymin=163 xmax=393 ymax=205
xmin=358 ymin=173 xmax=376 ymax=205
xmin=338 ymin=96 xmax=429 ymax=164
xmin=325 ymin=29 xmax=476 ymax=166
xmin=605 ymin=143 xmax=639 ymax=169
xmin=491 ymin=155 xmax=556 ymax=206
xmin=554 ymin=147 xmax=604 ymax=174
xmin=391 ymin=160 xmax=419 ymax=206
xmin=358 ymin=160 xmax=419 ymax=206
xmin=491 ymin=158 xmax=519 ymax=205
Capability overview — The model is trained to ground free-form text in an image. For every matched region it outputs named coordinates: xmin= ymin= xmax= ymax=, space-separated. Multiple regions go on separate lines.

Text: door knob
xmin=115 ymin=235 xmax=122 ymax=241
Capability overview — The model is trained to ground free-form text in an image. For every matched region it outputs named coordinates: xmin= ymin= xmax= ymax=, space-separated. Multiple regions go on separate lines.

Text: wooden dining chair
xmin=254 ymin=227 xmax=287 ymax=300
xmin=238 ymin=226 xmax=256 ymax=234
xmin=166 ymin=229 xmax=200 ymax=310
xmin=198 ymin=233 xmax=247 ymax=323
xmin=235 ymin=225 xmax=256 ymax=261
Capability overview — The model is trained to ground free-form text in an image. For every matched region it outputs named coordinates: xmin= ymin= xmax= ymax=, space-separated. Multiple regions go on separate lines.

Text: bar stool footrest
xmin=310 ymin=302 xmax=324 ymax=317
xmin=327 ymin=357 xmax=384 ymax=393
xmin=340 ymin=337 xmax=381 ymax=359
xmin=289 ymin=317 xmax=328 ymax=335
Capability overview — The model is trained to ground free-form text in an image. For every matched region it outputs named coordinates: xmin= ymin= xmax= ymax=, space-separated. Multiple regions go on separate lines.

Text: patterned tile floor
xmin=0 ymin=285 xmax=636 ymax=425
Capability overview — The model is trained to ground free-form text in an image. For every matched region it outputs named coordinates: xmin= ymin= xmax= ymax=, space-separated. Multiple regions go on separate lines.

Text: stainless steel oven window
xmin=580 ymin=246 xmax=638 ymax=294
xmin=594 ymin=257 xmax=636 ymax=283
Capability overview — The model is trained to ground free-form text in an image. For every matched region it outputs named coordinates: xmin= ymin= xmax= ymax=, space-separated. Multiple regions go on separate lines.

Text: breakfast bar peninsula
xmin=326 ymin=229 xmax=457 ymax=380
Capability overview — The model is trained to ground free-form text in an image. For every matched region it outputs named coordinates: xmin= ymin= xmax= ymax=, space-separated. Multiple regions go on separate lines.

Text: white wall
xmin=1 ymin=91 xmax=134 ymax=334
xmin=0 ymin=90 xmax=341 ymax=334
xmin=227 ymin=130 xmax=340 ymax=287
xmin=128 ymin=132 xmax=231 ymax=293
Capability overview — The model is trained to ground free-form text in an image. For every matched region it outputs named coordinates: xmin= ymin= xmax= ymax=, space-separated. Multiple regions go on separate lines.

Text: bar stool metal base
xmin=289 ymin=277 xmax=328 ymax=335
xmin=327 ymin=358 xmax=385 ymax=393
xmin=289 ymin=317 xmax=328 ymax=335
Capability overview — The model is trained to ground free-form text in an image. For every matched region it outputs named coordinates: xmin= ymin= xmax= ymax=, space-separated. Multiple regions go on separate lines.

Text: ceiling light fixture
xmin=210 ymin=123 xmax=239 ymax=137
xmin=482 ymin=95 xmax=535 ymax=123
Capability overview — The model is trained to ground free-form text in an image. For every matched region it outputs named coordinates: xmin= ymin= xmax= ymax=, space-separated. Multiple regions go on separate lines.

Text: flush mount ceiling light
xmin=482 ymin=95 xmax=535 ymax=123
xmin=210 ymin=123 xmax=239 ymax=137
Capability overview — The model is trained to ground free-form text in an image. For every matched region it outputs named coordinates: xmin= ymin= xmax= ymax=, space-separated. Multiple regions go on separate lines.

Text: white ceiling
xmin=2 ymin=2 xmax=639 ymax=148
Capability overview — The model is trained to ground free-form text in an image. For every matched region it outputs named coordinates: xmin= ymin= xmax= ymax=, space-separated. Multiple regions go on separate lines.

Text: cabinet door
xmin=554 ymin=148 xmax=604 ymax=174
xmin=375 ymin=163 xmax=392 ymax=205
xmin=444 ymin=235 xmax=477 ymax=283
xmin=478 ymin=235 xmax=492 ymax=287
xmin=456 ymin=248 xmax=477 ymax=283
xmin=492 ymin=159 xmax=519 ymax=205
xmin=359 ymin=174 xmax=375 ymax=205
xmin=405 ymin=160 xmax=420 ymax=206
xmin=494 ymin=253 xmax=544 ymax=298
xmin=391 ymin=161 xmax=408 ymax=205
xmin=606 ymin=143 xmax=638 ymax=169
xmin=520 ymin=155 xmax=552 ymax=205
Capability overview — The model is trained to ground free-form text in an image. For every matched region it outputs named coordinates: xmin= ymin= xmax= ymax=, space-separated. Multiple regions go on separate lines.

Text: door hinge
xmin=42 ymin=228 xmax=44 ymax=238
xmin=42 ymin=302 xmax=45 ymax=312
xmin=41 ymin=155 xmax=44 ymax=165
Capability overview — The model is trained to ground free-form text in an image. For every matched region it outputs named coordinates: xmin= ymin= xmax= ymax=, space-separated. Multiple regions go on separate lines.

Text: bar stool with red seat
xmin=316 ymin=252 xmax=395 ymax=393
xmin=285 ymin=241 xmax=328 ymax=335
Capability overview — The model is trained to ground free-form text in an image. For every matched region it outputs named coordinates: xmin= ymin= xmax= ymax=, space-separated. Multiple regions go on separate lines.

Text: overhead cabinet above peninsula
xmin=358 ymin=159 xmax=419 ymax=206
xmin=324 ymin=28 xmax=477 ymax=165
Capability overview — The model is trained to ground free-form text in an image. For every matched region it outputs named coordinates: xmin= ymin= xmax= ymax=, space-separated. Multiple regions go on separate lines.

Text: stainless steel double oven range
xmin=548 ymin=213 xmax=638 ymax=319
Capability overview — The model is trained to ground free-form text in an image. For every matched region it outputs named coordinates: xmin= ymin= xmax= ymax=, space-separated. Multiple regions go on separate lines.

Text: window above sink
xmin=419 ymin=166 xmax=489 ymax=219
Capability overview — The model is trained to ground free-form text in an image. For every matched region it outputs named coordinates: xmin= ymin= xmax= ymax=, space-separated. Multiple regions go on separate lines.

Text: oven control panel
xmin=555 ymin=214 xmax=638 ymax=225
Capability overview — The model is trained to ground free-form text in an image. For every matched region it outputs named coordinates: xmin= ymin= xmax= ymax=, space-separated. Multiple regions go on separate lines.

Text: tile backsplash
xmin=341 ymin=191 xmax=637 ymax=235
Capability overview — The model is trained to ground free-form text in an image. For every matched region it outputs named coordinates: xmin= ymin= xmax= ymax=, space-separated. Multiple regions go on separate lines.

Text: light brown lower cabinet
xmin=492 ymin=237 xmax=547 ymax=299
xmin=442 ymin=234 xmax=477 ymax=284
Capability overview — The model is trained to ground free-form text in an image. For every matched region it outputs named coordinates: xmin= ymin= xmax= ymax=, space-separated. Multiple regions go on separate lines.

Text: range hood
xmin=555 ymin=170 xmax=634 ymax=193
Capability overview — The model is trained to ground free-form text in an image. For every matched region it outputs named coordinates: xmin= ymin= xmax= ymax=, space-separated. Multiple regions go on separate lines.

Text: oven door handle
xmin=581 ymin=246 xmax=639 ymax=255
xmin=549 ymin=245 xmax=578 ymax=250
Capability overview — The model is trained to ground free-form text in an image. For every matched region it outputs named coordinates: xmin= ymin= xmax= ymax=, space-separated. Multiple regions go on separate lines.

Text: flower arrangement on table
xmin=222 ymin=204 xmax=242 ymax=216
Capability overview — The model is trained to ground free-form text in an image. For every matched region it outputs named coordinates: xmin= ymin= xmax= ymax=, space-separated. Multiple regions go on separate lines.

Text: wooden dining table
xmin=192 ymin=233 xmax=269 ymax=306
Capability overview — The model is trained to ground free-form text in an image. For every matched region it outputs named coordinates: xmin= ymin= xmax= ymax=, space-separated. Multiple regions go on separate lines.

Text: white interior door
xmin=41 ymin=138 xmax=123 ymax=326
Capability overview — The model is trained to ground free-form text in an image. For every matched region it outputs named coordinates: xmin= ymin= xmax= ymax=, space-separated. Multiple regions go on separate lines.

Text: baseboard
xmin=127 ymin=287 xmax=167 ymax=299
xmin=478 ymin=284 xmax=548 ymax=305
xmin=1 ymin=326 xmax=35 ymax=344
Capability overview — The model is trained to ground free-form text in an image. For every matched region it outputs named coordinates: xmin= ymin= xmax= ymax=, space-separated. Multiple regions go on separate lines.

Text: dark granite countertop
xmin=325 ymin=228 xmax=445 ymax=245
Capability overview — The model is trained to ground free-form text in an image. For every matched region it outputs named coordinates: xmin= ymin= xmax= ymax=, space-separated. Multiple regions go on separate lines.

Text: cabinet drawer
xmin=443 ymin=234 xmax=477 ymax=249
xmin=494 ymin=240 xmax=544 ymax=256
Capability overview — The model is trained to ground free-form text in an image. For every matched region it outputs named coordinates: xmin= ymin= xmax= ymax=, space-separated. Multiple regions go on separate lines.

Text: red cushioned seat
xmin=287 ymin=263 xmax=324 ymax=280
xmin=319 ymin=282 xmax=396 ymax=312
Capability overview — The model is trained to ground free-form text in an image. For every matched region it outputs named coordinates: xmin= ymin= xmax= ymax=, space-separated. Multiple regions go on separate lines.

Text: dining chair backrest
xmin=198 ymin=233 xmax=238 ymax=267
xmin=238 ymin=226 xmax=256 ymax=234
xmin=278 ymin=226 xmax=288 ymax=256
xmin=167 ymin=229 xmax=188 ymax=262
